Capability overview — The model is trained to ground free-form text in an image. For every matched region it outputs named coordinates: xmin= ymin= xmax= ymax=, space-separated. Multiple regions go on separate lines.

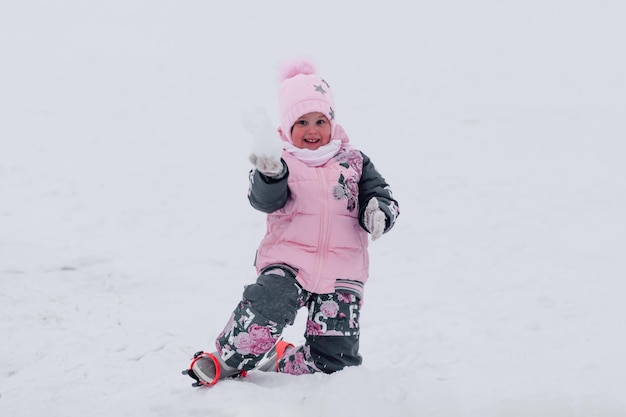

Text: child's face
xmin=291 ymin=112 xmax=331 ymax=150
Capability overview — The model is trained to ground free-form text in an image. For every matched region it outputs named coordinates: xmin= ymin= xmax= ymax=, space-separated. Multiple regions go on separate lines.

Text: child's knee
xmin=243 ymin=270 xmax=302 ymax=325
xmin=307 ymin=335 xmax=362 ymax=374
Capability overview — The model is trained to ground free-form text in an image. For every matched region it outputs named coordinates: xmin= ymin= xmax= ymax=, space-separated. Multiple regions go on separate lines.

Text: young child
xmin=184 ymin=60 xmax=399 ymax=386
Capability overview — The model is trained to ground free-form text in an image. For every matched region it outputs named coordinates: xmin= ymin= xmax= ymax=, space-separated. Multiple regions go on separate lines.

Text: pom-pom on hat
xmin=278 ymin=59 xmax=336 ymax=143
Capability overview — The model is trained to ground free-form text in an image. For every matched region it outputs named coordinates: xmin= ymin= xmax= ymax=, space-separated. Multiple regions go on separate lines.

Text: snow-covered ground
xmin=2 ymin=1 xmax=625 ymax=416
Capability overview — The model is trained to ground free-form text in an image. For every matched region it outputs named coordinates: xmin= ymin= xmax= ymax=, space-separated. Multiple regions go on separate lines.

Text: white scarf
xmin=284 ymin=139 xmax=342 ymax=167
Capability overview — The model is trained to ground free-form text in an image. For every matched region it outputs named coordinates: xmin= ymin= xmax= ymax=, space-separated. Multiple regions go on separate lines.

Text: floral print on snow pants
xmin=216 ymin=265 xmax=363 ymax=375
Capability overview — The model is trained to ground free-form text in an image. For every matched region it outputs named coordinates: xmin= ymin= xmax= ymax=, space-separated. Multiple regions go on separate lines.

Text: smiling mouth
xmin=304 ymin=138 xmax=320 ymax=143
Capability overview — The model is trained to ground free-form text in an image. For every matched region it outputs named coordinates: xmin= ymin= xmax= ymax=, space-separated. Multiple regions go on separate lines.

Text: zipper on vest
xmin=312 ymin=167 xmax=330 ymax=291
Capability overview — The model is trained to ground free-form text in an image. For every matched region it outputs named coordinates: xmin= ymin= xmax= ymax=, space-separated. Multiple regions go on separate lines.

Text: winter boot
xmin=256 ymin=340 xmax=295 ymax=372
xmin=182 ymin=351 xmax=245 ymax=387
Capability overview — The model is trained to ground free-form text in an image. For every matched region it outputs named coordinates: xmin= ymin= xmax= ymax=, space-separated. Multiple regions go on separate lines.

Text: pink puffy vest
xmin=254 ymin=150 xmax=369 ymax=295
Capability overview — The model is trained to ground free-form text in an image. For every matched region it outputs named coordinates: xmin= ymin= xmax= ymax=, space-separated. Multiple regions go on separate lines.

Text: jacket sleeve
xmin=358 ymin=152 xmax=400 ymax=234
xmin=248 ymin=159 xmax=290 ymax=213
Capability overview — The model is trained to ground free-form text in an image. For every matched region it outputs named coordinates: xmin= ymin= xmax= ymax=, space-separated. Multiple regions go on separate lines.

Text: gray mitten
xmin=363 ymin=198 xmax=386 ymax=241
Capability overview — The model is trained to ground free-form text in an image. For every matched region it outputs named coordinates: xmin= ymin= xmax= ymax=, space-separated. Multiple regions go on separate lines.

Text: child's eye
xmin=297 ymin=120 xmax=307 ymax=126
xmin=316 ymin=119 xmax=326 ymax=125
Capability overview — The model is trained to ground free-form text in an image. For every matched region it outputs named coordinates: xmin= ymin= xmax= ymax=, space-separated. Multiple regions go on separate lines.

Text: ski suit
xmin=216 ymin=145 xmax=399 ymax=374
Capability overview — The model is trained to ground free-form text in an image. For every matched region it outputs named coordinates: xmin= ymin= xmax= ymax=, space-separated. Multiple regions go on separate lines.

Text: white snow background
xmin=1 ymin=1 xmax=625 ymax=416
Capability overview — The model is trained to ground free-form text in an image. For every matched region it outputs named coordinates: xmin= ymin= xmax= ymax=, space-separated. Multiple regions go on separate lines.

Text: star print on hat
xmin=278 ymin=59 xmax=336 ymax=143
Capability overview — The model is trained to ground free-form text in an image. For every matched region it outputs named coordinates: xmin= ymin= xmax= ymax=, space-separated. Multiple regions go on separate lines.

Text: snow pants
xmin=215 ymin=265 xmax=363 ymax=374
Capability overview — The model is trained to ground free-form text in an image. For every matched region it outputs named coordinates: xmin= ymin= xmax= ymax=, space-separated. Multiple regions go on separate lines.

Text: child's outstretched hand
xmin=243 ymin=107 xmax=284 ymax=177
xmin=364 ymin=198 xmax=386 ymax=241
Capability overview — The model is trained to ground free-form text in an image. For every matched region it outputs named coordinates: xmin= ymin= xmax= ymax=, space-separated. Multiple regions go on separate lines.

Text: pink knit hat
xmin=278 ymin=59 xmax=336 ymax=143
